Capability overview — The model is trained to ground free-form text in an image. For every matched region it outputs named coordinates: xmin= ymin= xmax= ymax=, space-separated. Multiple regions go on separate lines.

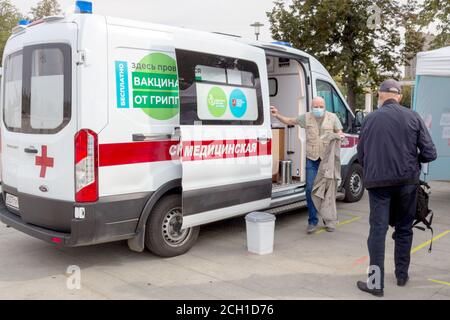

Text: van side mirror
xmin=354 ymin=111 xmax=365 ymax=128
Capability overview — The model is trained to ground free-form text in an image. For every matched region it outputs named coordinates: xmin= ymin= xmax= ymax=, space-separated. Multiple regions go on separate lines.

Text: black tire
xmin=145 ymin=194 xmax=200 ymax=257
xmin=343 ymin=163 xmax=365 ymax=203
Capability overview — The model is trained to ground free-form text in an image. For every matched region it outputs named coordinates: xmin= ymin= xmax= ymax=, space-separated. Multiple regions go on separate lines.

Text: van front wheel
xmin=343 ymin=163 xmax=364 ymax=203
xmin=145 ymin=194 xmax=200 ymax=257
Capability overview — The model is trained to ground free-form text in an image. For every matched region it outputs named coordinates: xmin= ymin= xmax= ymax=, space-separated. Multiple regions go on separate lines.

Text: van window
xmin=332 ymin=90 xmax=348 ymax=129
xmin=176 ymin=49 xmax=264 ymax=125
xmin=194 ymin=65 xmax=255 ymax=87
xmin=30 ymin=48 xmax=65 ymax=130
xmin=195 ymin=65 xmax=226 ymax=83
xmin=268 ymin=78 xmax=278 ymax=97
xmin=3 ymin=43 xmax=71 ymax=134
xmin=316 ymin=80 xmax=333 ymax=112
xmin=316 ymin=79 xmax=349 ymax=131
xmin=3 ymin=52 xmax=23 ymax=131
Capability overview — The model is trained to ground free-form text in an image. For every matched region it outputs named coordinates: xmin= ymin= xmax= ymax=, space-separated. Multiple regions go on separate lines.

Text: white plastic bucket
xmin=245 ymin=212 xmax=276 ymax=255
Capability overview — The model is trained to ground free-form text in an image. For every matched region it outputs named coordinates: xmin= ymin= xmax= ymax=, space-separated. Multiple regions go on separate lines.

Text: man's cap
xmin=379 ymin=79 xmax=402 ymax=94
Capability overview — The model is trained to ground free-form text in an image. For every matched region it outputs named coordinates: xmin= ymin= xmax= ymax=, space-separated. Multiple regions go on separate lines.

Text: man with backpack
xmin=356 ymin=79 xmax=437 ymax=297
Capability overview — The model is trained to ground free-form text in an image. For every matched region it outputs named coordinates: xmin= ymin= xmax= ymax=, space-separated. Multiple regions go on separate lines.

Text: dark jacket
xmin=357 ymin=99 xmax=437 ymax=189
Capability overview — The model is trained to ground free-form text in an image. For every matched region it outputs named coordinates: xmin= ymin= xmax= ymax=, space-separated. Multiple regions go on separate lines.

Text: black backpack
xmin=414 ymin=181 xmax=434 ymax=252
xmin=389 ymin=181 xmax=434 ymax=252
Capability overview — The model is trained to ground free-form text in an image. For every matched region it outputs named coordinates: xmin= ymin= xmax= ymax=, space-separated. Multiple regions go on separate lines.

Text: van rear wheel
xmin=145 ymin=194 xmax=200 ymax=257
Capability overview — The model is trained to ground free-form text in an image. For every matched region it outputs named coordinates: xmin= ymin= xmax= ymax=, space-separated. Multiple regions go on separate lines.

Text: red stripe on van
xmin=181 ymin=139 xmax=272 ymax=161
xmin=99 ymin=140 xmax=179 ymax=167
xmin=98 ymin=139 xmax=272 ymax=167
xmin=341 ymin=136 xmax=359 ymax=149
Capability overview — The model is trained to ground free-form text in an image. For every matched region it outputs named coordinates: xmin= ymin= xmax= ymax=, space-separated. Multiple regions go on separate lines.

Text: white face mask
xmin=312 ymin=107 xmax=325 ymax=118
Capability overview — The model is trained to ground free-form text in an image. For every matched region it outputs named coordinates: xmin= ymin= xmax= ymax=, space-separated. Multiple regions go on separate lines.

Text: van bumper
xmin=0 ymin=202 xmax=76 ymax=245
xmin=0 ymin=189 xmax=152 ymax=247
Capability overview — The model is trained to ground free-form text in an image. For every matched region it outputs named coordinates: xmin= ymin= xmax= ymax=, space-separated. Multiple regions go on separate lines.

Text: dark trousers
xmin=367 ymin=184 xmax=417 ymax=289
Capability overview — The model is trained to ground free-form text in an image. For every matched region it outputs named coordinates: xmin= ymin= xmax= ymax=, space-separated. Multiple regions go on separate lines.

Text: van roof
xmin=99 ymin=15 xmax=332 ymax=78
xmin=8 ymin=13 xmax=332 ymax=80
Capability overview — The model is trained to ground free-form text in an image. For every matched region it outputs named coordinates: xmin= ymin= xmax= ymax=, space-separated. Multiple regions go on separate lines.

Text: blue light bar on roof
xmin=272 ymin=41 xmax=293 ymax=47
xmin=19 ymin=19 xmax=31 ymax=26
xmin=75 ymin=1 xmax=93 ymax=14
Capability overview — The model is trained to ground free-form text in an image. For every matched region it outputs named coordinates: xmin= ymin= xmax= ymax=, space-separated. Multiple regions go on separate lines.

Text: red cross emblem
xmin=35 ymin=145 xmax=54 ymax=178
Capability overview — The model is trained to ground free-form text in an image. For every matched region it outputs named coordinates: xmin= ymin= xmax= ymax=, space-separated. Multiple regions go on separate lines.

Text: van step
xmin=272 ymin=181 xmax=304 ymax=193
xmin=266 ymin=190 xmax=344 ymax=215
xmin=265 ymin=200 xmax=307 ymax=215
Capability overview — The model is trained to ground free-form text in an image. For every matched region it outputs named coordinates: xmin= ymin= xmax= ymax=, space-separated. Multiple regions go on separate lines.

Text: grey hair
xmin=311 ymin=96 xmax=326 ymax=106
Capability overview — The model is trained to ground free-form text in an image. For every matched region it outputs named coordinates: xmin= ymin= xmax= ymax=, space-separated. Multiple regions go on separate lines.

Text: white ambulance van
xmin=0 ymin=5 xmax=363 ymax=257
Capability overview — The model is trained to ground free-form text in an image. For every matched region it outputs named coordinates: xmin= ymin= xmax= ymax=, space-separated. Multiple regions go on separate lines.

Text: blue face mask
xmin=312 ymin=107 xmax=325 ymax=118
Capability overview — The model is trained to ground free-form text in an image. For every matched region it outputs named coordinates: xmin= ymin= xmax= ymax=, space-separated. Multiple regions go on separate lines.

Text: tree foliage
xmin=0 ymin=0 xmax=22 ymax=64
xmin=267 ymin=0 xmax=402 ymax=110
xmin=401 ymin=0 xmax=425 ymax=67
xmin=419 ymin=0 xmax=450 ymax=49
xmin=402 ymin=0 xmax=449 ymax=64
xmin=30 ymin=0 xmax=62 ymax=21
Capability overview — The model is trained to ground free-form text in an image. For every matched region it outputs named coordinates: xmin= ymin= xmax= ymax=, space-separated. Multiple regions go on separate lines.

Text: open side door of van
xmin=175 ymin=47 xmax=273 ymax=229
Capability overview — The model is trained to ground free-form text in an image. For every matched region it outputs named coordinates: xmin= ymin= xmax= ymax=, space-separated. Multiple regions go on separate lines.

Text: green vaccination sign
xmin=131 ymin=53 xmax=180 ymax=120
xmin=207 ymin=86 xmax=228 ymax=118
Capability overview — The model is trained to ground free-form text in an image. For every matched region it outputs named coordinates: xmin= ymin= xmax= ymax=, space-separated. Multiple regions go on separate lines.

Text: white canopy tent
xmin=416 ymin=46 xmax=450 ymax=77
xmin=414 ymin=46 xmax=450 ymax=181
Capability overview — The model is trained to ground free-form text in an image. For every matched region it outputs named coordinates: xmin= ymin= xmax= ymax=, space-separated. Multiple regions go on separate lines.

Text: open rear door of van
xmin=175 ymin=44 xmax=273 ymax=229
xmin=1 ymin=22 xmax=78 ymax=232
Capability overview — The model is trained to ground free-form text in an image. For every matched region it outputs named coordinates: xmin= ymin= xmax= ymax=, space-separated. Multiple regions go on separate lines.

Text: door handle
xmin=132 ymin=133 xmax=180 ymax=142
xmin=24 ymin=147 xmax=38 ymax=154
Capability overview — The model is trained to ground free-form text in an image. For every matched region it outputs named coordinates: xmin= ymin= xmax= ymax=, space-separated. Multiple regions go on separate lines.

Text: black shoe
xmin=397 ymin=276 xmax=409 ymax=287
xmin=356 ymin=281 xmax=384 ymax=297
